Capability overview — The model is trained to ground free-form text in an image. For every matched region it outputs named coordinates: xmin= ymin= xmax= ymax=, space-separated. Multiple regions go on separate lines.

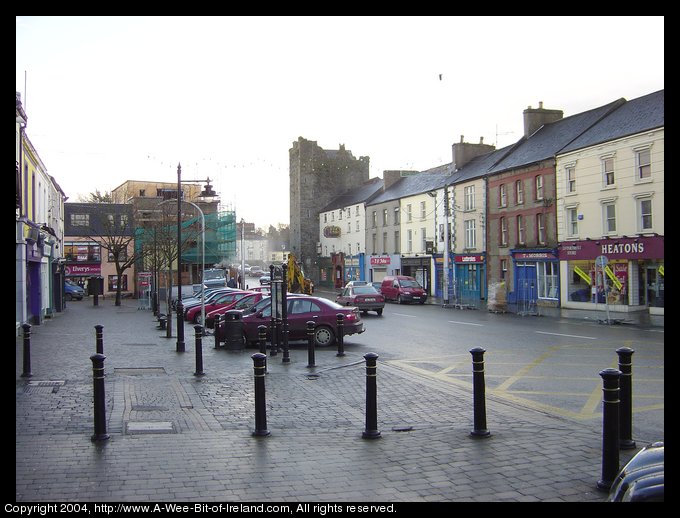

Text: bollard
xmin=306 ymin=321 xmax=316 ymax=368
xmin=21 ymin=323 xmax=32 ymax=378
xmin=214 ymin=314 xmax=222 ymax=348
xmin=616 ymin=347 xmax=636 ymax=450
xmin=281 ymin=318 xmax=290 ymax=364
xmin=258 ymin=325 xmax=268 ymax=373
xmin=362 ymin=352 xmax=381 ymax=439
xmin=469 ymin=347 xmax=491 ymax=438
xmin=597 ymin=368 xmax=621 ymax=491
xmin=94 ymin=325 xmax=104 ymax=355
xmin=166 ymin=307 xmax=172 ymax=339
xmin=175 ymin=301 xmax=185 ymax=353
xmin=194 ymin=325 xmax=205 ymax=376
xmin=269 ymin=318 xmax=278 ymax=357
xmin=251 ymin=353 xmax=270 ymax=437
xmin=336 ymin=313 xmax=345 ymax=357
xmin=90 ymin=353 xmax=110 ymax=442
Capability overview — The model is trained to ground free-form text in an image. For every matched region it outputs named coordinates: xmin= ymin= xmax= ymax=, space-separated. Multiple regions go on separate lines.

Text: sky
xmin=16 ymin=16 xmax=664 ymax=229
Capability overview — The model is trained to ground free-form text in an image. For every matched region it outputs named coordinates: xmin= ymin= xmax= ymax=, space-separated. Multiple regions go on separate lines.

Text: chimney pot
xmin=539 ymin=101 xmax=543 ymax=109
xmin=479 ymin=137 xmax=484 ymax=144
xmin=460 ymin=135 xmax=464 ymax=143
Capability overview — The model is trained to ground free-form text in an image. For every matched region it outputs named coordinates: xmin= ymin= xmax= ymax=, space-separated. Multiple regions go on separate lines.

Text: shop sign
xmin=65 ymin=264 xmax=101 ymax=276
xmin=455 ymin=255 xmax=484 ymax=263
xmin=558 ymin=236 xmax=664 ymax=260
xmin=323 ymin=225 xmax=341 ymax=238
xmin=514 ymin=251 xmax=556 ymax=260
xmin=370 ymin=256 xmax=391 ymax=265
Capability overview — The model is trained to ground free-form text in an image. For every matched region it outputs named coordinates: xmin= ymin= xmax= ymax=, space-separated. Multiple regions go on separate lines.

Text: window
xmin=500 ymin=217 xmax=508 ymax=246
xmin=407 ymin=229 xmax=413 ymax=252
xmin=108 ymin=248 xmax=128 ymax=262
xmin=382 ymin=209 xmax=388 ymax=226
xmin=347 ymin=222 xmax=351 ymax=234
xmin=372 ymin=211 xmax=377 ymax=228
xmin=516 ymin=180 xmax=524 ymax=204
xmin=638 ymin=197 xmax=653 ymax=231
xmin=537 ymin=213 xmax=545 ymax=244
xmin=372 ymin=233 xmax=377 ymax=252
xmin=355 ymin=220 xmax=360 ymax=232
xmin=289 ymin=299 xmax=322 ymax=315
xmin=567 ymin=207 xmax=579 ymax=237
xmin=465 ymin=185 xmax=475 ymax=211
xmin=394 ymin=207 xmax=400 ymax=224
xmin=538 ymin=262 xmax=558 ymax=299
xmin=500 ymin=259 xmax=508 ymax=280
xmin=602 ymin=157 xmax=615 ymax=186
xmin=338 ymin=209 xmax=342 ymax=220
xmin=348 ymin=243 xmax=351 ymax=255
xmin=420 ymin=201 xmax=426 ymax=219
xmin=356 ymin=243 xmax=360 ymax=253
xmin=406 ymin=204 xmax=412 ymax=222
xmin=355 ymin=205 xmax=360 ymax=216
xmin=394 ymin=230 xmax=400 ymax=253
xmin=499 ymin=184 xmax=507 ymax=207
xmin=464 ymin=219 xmax=476 ymax=249
xmin=636 ymin=148 xmax=651 ymax=180
xmin=566 ymin=166 xmax=576 ymax=193
xmin=108 ymin=274 xmax=128 ymax=292
xmin=535 ymin=175 xmax=543 ymax=200
xmin=517 ymin=215 xmax=525 ymax=244
xmin=139 ymin=189 xmax=145 ymax=196
xmin=382 ymin=232 xmax=388 ymax=254
xmin=71 ymin=214 xmax=90 ymax=226
xmin=421 ymin=227 xmax=427 ymax=251
xmin=324 ymin=214 xmax=327 ymax=223
xmin=603 ymin=202 xmax=616 ymax=234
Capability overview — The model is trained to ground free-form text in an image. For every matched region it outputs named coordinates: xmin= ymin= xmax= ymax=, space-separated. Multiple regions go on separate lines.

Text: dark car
xmin=607 ymin=441 xmax=664 ymax=502
xmin=180 ymin=288 xmax=236 ymax=317
xmin=336 ymin=285 xmax=385 ymax=316
xmin=64 ymin=281 xmax=85 ymax=301
xmin=205 ymin=291 xmax=264 ymax=329
xmin=220 ymin=295 xmax=364 ymax=347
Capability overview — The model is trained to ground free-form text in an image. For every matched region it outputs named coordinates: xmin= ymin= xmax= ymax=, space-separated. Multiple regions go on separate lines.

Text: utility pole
xmin=443 ymin=185 xmax=450 ymax=306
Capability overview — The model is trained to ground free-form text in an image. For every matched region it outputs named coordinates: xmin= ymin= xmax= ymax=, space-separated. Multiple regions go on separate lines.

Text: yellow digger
xmin=286 ymin=253 xmax=314 ymax=294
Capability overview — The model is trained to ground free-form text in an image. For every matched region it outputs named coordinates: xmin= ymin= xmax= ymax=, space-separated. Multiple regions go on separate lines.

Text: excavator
xmin=286 ymin=253 xmax=314 ymax=294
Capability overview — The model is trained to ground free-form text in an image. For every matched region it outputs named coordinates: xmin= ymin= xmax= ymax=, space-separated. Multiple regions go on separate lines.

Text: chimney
xmin=452 ymin=136 xmax=495 ymax=171
xmin=382 ymin=170 xmax=408 ymax=190
xmin=523 ymin=102 xmax=563 ymax=138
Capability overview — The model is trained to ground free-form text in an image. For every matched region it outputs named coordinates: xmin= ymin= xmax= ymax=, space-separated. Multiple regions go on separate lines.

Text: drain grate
xmin=131 ymin=405 xmax=169 ymax=412
xmin=114 ymin=367 xmax=166 ymax=375
xmin=125 ymin=421 xmax=176 ymax=434
xmin=23 ymin=380 xmax=65 ymax=394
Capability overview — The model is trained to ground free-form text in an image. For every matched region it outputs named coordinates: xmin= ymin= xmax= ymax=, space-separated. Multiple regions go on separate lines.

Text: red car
xmin=218 ymin=295 xmax=364 ymax=347
xmin=204 ymin=291 xmax=264 ymax=329
xmin=185 ymin=290 xmax=251 ymax=324
xmin=336 ymin=285 xmax=385 ymax=316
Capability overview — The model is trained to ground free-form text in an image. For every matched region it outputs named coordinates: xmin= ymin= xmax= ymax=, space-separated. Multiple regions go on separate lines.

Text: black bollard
xmin=194 ymin=325 xmax=205 ymax=376
xmin=469 ymin=347 xmax=491 ymax=438
xmin=616 ymin=347 xmax=636 ymax=450
xmin=94 ymin=325 xmax=104 ymax=355
xmin=251 ymin=353 xmax=270 ymax=437
xmin=362 ymin=352 xmax=381 ymax=439
xmin=175 ymin=301 xmax=185 ymax=353
xmin=90 ymin=353 xmax=110 ymax=442
xmin=336 ymin=313 xmax=345 ymax=357
xmin=306 ymin=321 xmax=316 ymax=368
xmin=214 ymin=314 xmax=222 ymax=349
xmin=597 ymin=368 xmax=621 ymax=491
xmin=258 ymin=325 xmax=268 ymax=373
xmin=281 ymin=318 xmax=290 ymax=364
xmin=21 ymin=323 xmax=32 ymax=378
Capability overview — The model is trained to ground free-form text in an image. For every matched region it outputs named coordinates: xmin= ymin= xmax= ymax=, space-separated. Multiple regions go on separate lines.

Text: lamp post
xmin=240 ymin=218 xmax=246 ymax=290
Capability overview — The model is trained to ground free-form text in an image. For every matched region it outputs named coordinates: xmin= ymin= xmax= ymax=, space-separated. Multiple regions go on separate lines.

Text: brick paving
xmin=15 ymin=298 xmax=641 ymax=503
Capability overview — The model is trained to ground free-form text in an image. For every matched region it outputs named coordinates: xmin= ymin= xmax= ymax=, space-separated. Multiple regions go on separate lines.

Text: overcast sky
xmin=16 ymin=16 xmax=664 ymax=229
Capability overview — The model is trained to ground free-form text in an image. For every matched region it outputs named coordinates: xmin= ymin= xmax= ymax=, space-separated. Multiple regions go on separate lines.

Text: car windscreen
xmin=401 ymin=280 xmax=422 ymax=288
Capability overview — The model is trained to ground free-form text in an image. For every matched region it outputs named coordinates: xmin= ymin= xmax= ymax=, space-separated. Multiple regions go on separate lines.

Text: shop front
xmin=367 ymin=255 xmax=401 ymax=284
xmin=558 ymin=235 xmax=664 ymax=315
xmin=344 ymin=253 xmax=365 ymax=283
xmin=510 ymin=249 xmax=559 ymax=316
xmin=401 ymin=255 xmax=432 ymax=294
xmin=453 ymin=253 xmax=486 ymax=308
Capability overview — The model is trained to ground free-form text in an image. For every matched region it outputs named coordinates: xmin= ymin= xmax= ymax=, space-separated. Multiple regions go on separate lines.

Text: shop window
xmin=538 ymin=262 xmax=558 ymax=299
xmin=108 ymin=274 xmax=128 ymax=292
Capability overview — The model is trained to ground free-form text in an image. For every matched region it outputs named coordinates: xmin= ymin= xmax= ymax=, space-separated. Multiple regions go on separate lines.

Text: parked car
xmin=180 ymin=287 xmax=236 ymax=316
xmin=185 ymin=290 xmax=251 ymax=323
xmin=64 ymin=281 xmax=85 ymax=301
xmin=204 ymin=291 xmax=264 ymax=328
xmin=336 ymin=285 xmax=385 ymax=315
xmin=259 ymin=275 xmax=271 ymax=286
xmin=249 ymin=266 xmax=265 ymax=277
xmin=248 ymin=285 xmax=271 ymax=295
xmin=607 ymin=441 xmax=664 ymax=502
xmin=380 ymin=275 xmax=427 ymax=304
xmin=370 ymin=281 xmax=382 ymax=292
xmin=219 ymin=295 xmax=364 ymax=347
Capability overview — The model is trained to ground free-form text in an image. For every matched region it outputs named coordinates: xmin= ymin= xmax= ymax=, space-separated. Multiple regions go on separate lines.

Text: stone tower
xmin=289 ymin=137 xmax=369 ymax=282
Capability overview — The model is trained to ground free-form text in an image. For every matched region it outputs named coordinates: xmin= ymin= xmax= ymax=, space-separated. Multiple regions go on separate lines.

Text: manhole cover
xmin=126 ymin=421 xmax=175 ymax=434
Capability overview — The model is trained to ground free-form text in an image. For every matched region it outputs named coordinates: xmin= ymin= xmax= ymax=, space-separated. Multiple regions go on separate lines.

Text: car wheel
xmin=65 ymin=293 xmax=73 ymax=301
xmin=398 ymin=295 xmax=405 ymax=304
xmin=376 ymin=308 xmax=383 ymax=316
xmin=314 ymin=326 xmax=335 ymax=347
xmin=419 ymin=300 xmax=425 ymax=305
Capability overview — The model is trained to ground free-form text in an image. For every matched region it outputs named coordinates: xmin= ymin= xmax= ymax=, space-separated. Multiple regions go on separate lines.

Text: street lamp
xmin=176 ymin=164 xmax=218 ymax=352
xmin=240 ymin=218 xmax=245 ymax=290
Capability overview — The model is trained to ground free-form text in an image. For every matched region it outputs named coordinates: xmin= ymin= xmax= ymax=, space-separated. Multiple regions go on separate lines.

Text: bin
xmin=223 ymin=310 xmax=244 ymax=351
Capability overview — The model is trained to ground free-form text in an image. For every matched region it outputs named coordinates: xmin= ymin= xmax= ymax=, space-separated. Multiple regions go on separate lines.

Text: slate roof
xmin=488 ymin=99 xmax=626 ymax=174
xmin=560 ymin=89 xmax=664 ymax=154
xmin=320 ymin=177 xmax=384 ymax=212
xmin=367 ymin=168 xmax=453 ymax=206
